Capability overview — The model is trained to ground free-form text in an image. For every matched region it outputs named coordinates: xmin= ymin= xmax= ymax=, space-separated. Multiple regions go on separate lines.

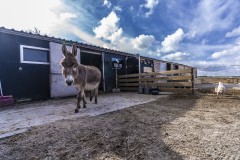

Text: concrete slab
xmin=0 ymin=93 xmax=165 ymax=139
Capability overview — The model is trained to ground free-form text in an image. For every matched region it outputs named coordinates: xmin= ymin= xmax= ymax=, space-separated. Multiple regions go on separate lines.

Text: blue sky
xmin=1 ymin=0 xmax=240 ymax=76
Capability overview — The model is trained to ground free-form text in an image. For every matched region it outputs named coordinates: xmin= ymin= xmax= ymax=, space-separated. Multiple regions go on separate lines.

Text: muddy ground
xmin=0 ymin=91 xmax=240 ymax=159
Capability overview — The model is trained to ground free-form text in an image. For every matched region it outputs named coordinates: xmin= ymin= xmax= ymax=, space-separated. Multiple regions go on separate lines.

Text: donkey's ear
xmin=72 ymin=44 xmax=77 ymax=57
xmin=62 ymin=44 xmax=67 ymax=56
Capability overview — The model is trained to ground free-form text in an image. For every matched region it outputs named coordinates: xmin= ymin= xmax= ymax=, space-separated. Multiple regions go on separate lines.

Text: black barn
xmin=0 ymin=27 xmax=194 ymax=101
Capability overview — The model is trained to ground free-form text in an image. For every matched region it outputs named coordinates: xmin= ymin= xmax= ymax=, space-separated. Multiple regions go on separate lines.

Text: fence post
xmin=191 ymin=68 xmax=195 ymax=94
xmin=138 ymin=54 xmax=141 ymax=93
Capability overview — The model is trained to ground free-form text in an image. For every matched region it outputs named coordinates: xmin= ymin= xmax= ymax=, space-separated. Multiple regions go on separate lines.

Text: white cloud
xmin=103 ymin=0 xmax=111 ymax=8
xmin=193 ymin=43 xmax=240 ymax=76
xmin=141 ymin=0 xmax=159 ymax=17
xmin=162 ymin=52 xmax=190 ymax=61
xmin=211 ymin=44 xmax=240 ymax=59
xmin=187 ymin=0 xmax=240 ymax=37
xmin=114 ymin=6 xmax=122 ymax=11
xmin=93 ymin=11 xmax=123 ymax=44
xmin=58 ymin=12 xmax=77 ymax=21
xmin=0 ymin=0 xmax=106 ymax=47
xmin=0 ymin=0 xmax=63 ymax=34
xmin=181 ymin=42 xmax=240 ymax=76
xmin=235 ymin=56 xmax=240 ymax=65
xmin=68 ymin=25 xmax=106 ymax=47
xmin=130 ymin=6 xmax=134 ymax=12
xmin=225 ymin=26 xmax=240 ymax=38
xmin=161 ymin=28 xmax=184 ymax=52
xmin=93 ymin=11 xmax=161 ymax=57
xmin=196 ymin=61 xmax=228 ymax=72
xmin=109 ymin=28 xmax=123 ymax=44
xmin=197 ymin=60 xmax=240 ymax=76
xmin=132 ymin=35 xmax=155 ymax=50
xmin=118 ymin=35 xmax=159 ymax=57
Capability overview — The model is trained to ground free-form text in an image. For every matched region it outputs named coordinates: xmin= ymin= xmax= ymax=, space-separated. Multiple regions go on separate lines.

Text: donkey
xmin=60 ymin=44 xmax=101 ymax=113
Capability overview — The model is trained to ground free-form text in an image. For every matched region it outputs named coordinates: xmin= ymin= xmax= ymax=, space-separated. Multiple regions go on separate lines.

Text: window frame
xmin=20 ymin=45 xmax=50 ymax=65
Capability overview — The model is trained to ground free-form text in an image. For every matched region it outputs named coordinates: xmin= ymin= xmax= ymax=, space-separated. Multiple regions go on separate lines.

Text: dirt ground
xmin=0 ymin=91 xmax=240 ymax=159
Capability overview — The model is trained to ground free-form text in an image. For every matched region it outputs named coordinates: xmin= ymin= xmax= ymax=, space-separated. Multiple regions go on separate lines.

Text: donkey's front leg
xmin=75 ymin=91 xmax=81 ymax=113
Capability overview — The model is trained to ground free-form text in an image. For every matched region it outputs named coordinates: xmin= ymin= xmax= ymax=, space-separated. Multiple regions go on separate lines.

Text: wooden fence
xmin=118 ymin=68 xmax=195 ymax=94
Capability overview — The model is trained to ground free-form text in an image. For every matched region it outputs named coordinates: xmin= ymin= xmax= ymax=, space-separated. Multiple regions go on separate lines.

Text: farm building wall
xmin=153 ymin=60 xmax=161 ymax=72
xmin=0 ymin=32 xmax=50 ymax=100
xmin=160 ymin=62 xmax=167 ymax=71
xmin=140 ymin=58 xmax=154 ymax=73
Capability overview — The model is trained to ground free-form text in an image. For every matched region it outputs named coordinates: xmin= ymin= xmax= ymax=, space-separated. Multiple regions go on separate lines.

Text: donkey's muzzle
xmin=66 ymin=80 xmax=73 ymax=86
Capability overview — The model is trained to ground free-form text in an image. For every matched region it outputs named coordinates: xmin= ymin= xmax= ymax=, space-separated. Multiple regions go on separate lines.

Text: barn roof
xmin=0 ymin=26 xmax=133 ymax=56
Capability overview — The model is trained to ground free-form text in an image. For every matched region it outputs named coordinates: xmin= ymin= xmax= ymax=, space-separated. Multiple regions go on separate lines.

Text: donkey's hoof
xmin=83 ymin=105 xmax=86 ymax=108
xmin=75 ymin=109 xmax=79 ymax=113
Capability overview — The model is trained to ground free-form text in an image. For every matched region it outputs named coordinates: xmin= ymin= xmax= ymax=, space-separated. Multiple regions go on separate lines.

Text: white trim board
xmin=20 ymin=45 xmax=50 ymax=65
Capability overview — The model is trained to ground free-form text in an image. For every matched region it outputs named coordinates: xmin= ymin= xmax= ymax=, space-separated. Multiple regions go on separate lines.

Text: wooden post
xmin=138 ymin=54 xmax=141 ymax=93
xmin=191 ymin=68 xmax=195 ymax=94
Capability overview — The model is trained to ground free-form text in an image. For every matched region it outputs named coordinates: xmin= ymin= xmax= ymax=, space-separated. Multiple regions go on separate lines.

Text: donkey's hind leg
xmin=82 ymin=90 xmax=87 ymax=108
xmin=90 ymin=90 xmax=93 ymax=102
xmin=94 ymin=88 xmax=98 ymax=104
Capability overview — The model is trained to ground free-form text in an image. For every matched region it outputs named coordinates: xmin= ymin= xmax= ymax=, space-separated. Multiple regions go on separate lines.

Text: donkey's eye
xmin=73 ymin=65 xmax=77 ymax=71
xmin=61 ymin=63 xmax=65 ymax=68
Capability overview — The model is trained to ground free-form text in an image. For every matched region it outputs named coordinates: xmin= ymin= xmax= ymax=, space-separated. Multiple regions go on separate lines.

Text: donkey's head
xmin=61 ymin=44 xmax=78 ymax=86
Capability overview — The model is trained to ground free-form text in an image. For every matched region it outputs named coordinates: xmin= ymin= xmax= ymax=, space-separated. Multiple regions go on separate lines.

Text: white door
xmin=49 ymin=42 xmax=80 ymax=98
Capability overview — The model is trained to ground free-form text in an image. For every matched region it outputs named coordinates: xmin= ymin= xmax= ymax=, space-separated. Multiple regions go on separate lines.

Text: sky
xmin=0 ymin=0 xmax=240 ymax=76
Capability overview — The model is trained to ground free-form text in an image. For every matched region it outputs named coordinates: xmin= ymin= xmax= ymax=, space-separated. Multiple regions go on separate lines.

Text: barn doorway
xmin=80 ymin=52 xmax=103 ymax=91
xmin=126 ymin=56 xmax=139 ymax=74
xmin=167 ymin=63 xmax=171 ymax=70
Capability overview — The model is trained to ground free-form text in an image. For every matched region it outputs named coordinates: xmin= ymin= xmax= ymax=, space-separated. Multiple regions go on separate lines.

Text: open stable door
xmin=80 ymin=51 xmax=103 ymax=91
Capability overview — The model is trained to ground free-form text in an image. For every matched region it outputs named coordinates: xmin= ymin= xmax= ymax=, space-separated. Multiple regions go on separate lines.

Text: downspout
xmin=125 ymin=57 xmax=128 ymax=75
xmin=102 ymin=52 xmax=105 ymax=92
xmin=138 ymin=54 xmax=141 ymax=74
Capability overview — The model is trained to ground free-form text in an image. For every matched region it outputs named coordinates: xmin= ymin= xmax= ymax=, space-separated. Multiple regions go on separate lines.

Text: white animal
xmin=215 ymin=82 xmax=226 ymax=98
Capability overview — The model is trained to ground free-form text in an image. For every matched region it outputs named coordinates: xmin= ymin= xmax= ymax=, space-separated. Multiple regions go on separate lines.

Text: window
xmin=20 ymin=45 xmax=49 ymax=64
